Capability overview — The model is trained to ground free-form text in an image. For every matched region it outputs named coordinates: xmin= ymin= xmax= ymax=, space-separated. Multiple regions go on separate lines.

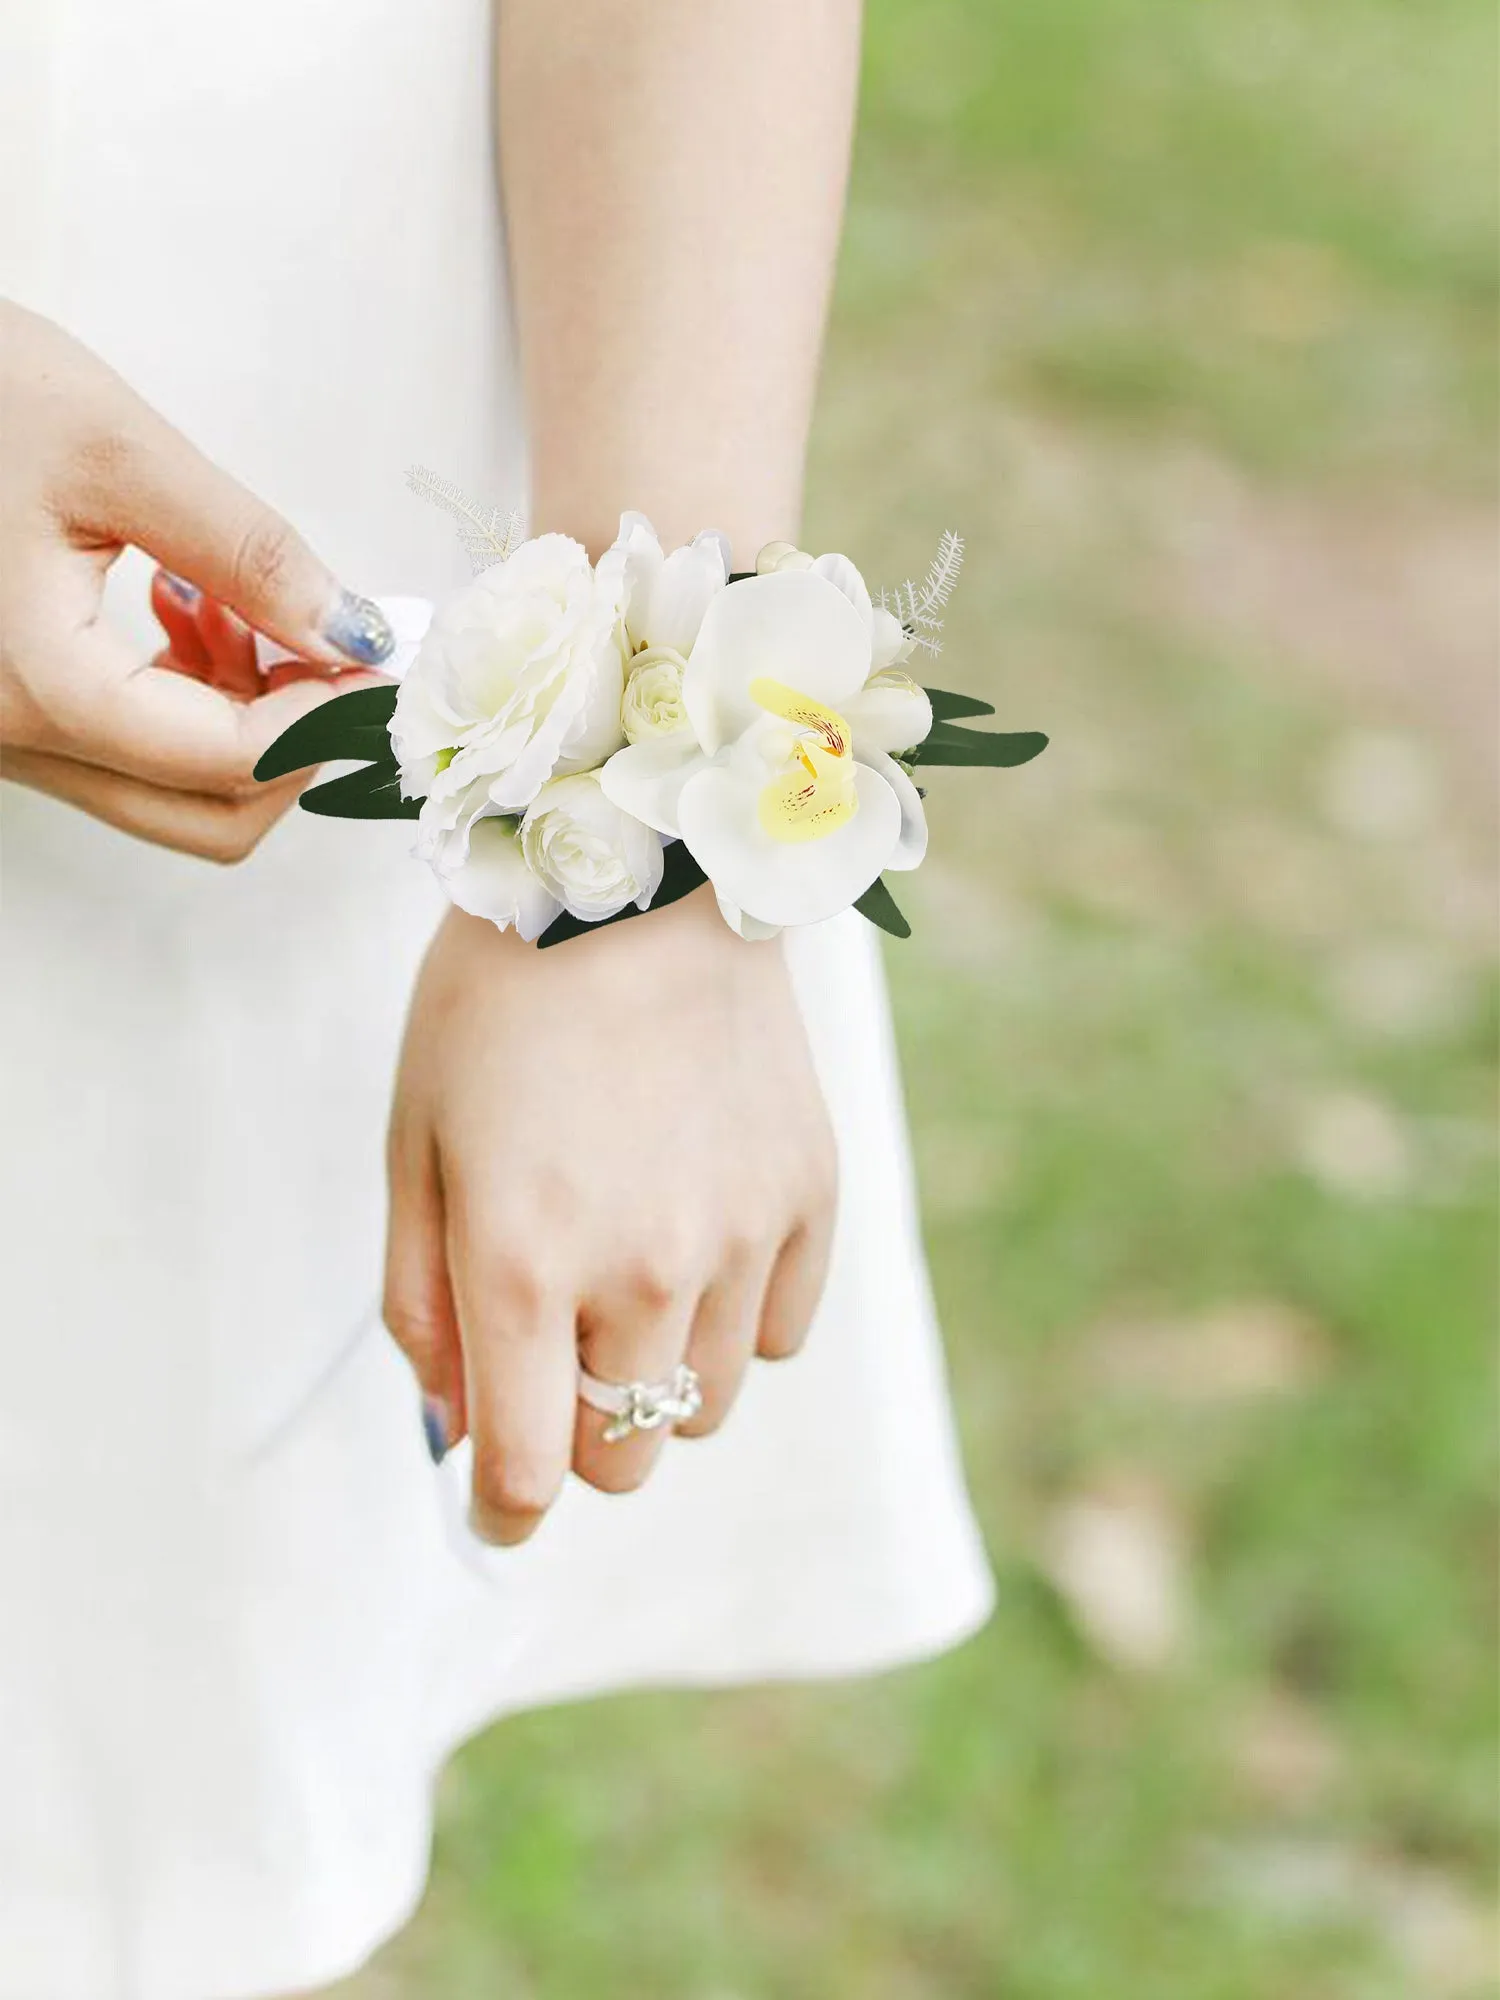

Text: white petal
xmin=697 ymin=529 xmax=733 ymax=580
xmin=552 ymin=636 xmax=628 ymax=774
xmin=858 ymin=748 xmax=929 ymax=870
xmin=677 ymin=759 xmax=902 ymax=927
xmin=602 ymin=511 xmax=663 ymax=646
xmin=642 ymin=534 xmax=728 ymax=656
xmin=714 ymin=892 xmax=783 ymax=941
xmin=811 ymin=553 xmax=873 ymax=637
xmin=846 ymin=679 xmax=933 ymax=756
xmin=597 ymin=735 xmax=705 ymax=838
xmin=437 ymin=815 xmax=562 ymax=940
xmin=682 ymin=571 xmax=873 ymax=755
xmin=869 ymin=606 xmax=912 ymax=670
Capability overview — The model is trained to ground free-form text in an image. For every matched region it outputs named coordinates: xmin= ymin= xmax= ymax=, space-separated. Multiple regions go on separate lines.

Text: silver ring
xmin=578 ymin=1362 xmax=703 ymax=1443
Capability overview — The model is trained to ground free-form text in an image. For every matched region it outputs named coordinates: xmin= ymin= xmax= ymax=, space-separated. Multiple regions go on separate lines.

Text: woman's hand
xmin=385 ymin=889 xmax=838 ymax=1545
xmin=0 ymin=301 xmax=395 ymax=860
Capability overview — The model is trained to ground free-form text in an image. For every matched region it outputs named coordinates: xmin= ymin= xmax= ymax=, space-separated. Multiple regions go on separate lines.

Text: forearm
xmin=496 ymin=0 xmax=862 ymax=562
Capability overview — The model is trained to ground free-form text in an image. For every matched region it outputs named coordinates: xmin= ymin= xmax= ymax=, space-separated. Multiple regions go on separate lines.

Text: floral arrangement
xmin=254 ymin=472 xmax=1048 ymax=945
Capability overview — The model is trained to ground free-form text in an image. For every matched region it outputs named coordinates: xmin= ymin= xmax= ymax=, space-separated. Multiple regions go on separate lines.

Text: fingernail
xmin=323 ymin=589 xmax=395 ymax=666
xmin=421 ymin=1395 xmax=451 ymax=1465
xmin=159 ymin=571 xmax=200 ymax=605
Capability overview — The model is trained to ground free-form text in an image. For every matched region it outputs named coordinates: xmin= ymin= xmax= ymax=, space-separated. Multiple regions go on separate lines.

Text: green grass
xmin=342 ymin=2 xmax=1497 ymax=1993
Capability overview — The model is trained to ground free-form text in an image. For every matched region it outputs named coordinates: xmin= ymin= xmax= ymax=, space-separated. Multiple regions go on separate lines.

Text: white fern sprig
xmin=405 ymin=465 xmax=525 ymax=575
xmin=878 ymin=530 xmax=965 ymax=657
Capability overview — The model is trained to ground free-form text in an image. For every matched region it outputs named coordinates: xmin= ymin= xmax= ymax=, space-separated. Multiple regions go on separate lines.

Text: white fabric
xmin=0 ymin=0 xmax=994 ymax=1994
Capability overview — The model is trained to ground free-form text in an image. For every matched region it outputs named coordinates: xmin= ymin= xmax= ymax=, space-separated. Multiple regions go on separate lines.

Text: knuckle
xmin=230 ymin=512 xmax=302 ymax=606
xmin=622 ymin=1261 xmax=683 ymax=1316
xmin=716 ymin=1226 xmax=763 ymax=1272
xmin=470 ymin=1247 xmax=550 ymax=1319
xmin=382 ymin=1295 xmax=446 ymax=1368
xmin=808 ymin=1132 xmax=840 ymax=1208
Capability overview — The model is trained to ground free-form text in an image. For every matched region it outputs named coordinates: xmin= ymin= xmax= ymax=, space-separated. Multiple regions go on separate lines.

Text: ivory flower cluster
xmin=388 ymin=514 xmax=938 ymax=942
xmin=253 ymin=499 xmax=1046 ymax=947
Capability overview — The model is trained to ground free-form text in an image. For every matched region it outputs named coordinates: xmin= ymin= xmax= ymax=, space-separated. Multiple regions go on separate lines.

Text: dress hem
xmin=193 ymin=1578 xmax=996 ymax=2000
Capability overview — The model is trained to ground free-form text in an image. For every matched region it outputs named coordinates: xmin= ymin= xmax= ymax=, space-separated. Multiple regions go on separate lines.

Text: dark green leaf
xmin=854 ymin=875 xmax=912 ymax=939
xmin=910 ymin=726 xmax=1049 ymax=768
xmin=536 ymin=840 xmax=709 ymax=949
xmin=298 ymin=760 xmax=421 ymax=819
xmin=924 ymin=686 xmax=996 ymax=722
xmin=254 ymin=684 xmax=400 ymax=781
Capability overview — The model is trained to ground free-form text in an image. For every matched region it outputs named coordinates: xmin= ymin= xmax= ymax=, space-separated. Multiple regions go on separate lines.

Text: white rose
xmin=520 ymin=771 xmax=665 ymax=923
xmin=391 ymin=532 xmax=628 ymax=862
xmin=621 ymin=646 xmax=691 ymax=743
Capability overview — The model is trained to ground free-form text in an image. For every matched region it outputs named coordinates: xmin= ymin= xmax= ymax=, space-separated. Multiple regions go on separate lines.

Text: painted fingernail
xmin=421 ymin=1394 xmax=451 ymax=1465
xmin=159 ymin=571 xmax=200 ymax=605
xmin=323 ymin=589 xmax=395 ymax=666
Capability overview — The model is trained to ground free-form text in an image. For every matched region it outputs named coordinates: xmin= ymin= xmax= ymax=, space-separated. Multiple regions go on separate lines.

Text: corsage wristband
xmin=254 ymin=471 xmax=1048 ymax=946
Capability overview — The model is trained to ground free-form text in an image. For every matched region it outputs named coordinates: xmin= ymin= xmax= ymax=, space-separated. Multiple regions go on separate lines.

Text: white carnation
xmin=390 ymin=533 xmax=628 ymax=863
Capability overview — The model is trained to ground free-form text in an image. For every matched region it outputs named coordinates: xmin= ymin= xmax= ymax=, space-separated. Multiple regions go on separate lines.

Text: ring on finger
xmin=577 ymin=1362 xmax=703 ymax=1444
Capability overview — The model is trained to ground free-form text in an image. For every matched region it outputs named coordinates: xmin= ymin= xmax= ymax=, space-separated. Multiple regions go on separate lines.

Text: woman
xmin=0 ymin=2 xmax=992 ymax=1994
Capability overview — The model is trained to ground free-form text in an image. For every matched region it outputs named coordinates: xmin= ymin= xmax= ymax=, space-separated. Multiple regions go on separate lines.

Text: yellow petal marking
xmin=749 ymin=676 xmax=858 ymax=844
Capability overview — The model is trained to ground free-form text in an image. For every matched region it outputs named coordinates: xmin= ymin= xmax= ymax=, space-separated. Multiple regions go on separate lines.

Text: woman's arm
xmin=384 ymin=1 xmax=864 ymax=1543
xmin=498 ymin=0 xmax=861 ymax=559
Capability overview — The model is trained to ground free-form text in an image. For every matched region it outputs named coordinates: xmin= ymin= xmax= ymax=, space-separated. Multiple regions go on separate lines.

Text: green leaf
xmin=536 ymin=840 xmax=709 ymax=949
xmin=254 ymin=684 xmax=399 ymax=781
xmin=298 ymin=760 xmax=421 ymax=819
xmin=910 ymin=726 xmax=1049 ymax=768
xmin=924 ymin=685 xmax=996 ymax=722
xmin=854 ymin=875 xmax=912 ymax=939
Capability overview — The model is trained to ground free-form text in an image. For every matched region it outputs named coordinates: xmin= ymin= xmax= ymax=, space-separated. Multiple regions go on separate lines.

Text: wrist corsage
xmin=255 ymin=471 xmax=1048 ymax=945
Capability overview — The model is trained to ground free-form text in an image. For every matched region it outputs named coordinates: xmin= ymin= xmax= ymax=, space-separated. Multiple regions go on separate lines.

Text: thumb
xmin=64 ymin=382 xmax=395 ymax=672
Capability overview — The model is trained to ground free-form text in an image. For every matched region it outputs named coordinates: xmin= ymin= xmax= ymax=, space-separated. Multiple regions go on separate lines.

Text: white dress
xmin=0 ymin=2 xmax=993 ymax=1995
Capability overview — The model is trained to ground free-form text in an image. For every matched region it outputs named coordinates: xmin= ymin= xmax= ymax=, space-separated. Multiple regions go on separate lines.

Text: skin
xmin=385 ymin=0 xmax=864 ymax=1542
xmin=0 ymin=301 xmax=390 ymax=862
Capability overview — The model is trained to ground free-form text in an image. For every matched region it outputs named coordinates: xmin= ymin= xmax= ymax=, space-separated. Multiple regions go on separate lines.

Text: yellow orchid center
xmin=748 ymin=676 xmax=858 ymax=844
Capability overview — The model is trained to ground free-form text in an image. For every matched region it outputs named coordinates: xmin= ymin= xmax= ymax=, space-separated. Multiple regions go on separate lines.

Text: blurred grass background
xmin=342 ymin=2 xmax=1498 ymax=1993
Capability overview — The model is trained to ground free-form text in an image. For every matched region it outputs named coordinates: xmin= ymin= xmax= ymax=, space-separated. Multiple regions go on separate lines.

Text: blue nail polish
xmin=159 ymin=571 xmax=200 ymax=605
xmin=324 ymin=589 xmax=395 ymax=665
xmin=422 ymin=1395 xmax=451 ymax=1465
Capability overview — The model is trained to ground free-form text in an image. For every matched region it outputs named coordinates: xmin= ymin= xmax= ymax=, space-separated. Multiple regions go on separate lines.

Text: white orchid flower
xmin=600 ymin=569 xmax=934 ymax=937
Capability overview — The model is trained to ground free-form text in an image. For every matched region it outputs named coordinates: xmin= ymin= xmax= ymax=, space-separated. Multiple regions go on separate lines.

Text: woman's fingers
xmin=450 ymin=1225 xmax=578 ymax=1546
xmin=40 ymin=615 xmax=382 ymax=795
xmin=0 ymin=741 xmax=306 ymax=862
xmin=192 ymin=593 xmax=262 ymax=700
xmin=383 ymin=1125 xmax=467 ymax=1458
xmin=757 ymin=1207 xmax=836 ymax=1361
xmin=674 ymin=1247 xmax=773 ymax=1439
xmin=54 ymin=354 xmax=395 ymax=672
xmin=149 ymin=569 xmax=213 ymax=676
